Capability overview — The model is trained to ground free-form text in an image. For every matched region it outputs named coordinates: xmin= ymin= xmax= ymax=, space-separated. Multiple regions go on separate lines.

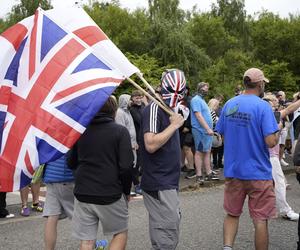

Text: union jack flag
xmin=0 ymin=8 xmax=139 ymax=191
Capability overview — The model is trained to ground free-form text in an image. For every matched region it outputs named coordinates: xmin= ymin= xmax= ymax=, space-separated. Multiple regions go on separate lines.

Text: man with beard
xmin=216 ymin=68 xmax=280 ymax=250
xmin=190 ymin=82 xmax=219 ymax=184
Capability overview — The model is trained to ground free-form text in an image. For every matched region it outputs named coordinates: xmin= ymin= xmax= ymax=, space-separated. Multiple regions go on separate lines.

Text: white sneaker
xmin=282 ymin=211 xmax=299 ymax=221
xmin=280 ymin=159 xmax=289 ymax=167
xmin=5 ymin=213 xmax=14 ymax=219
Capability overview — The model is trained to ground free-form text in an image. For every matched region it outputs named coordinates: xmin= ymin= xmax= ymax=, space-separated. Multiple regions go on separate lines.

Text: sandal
xmin=31 ymin=202 xmax=44 ymax=212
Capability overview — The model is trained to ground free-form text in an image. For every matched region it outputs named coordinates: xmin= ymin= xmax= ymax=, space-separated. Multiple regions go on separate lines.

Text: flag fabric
xmin=0 ymin=7 xmax=139 ymax=191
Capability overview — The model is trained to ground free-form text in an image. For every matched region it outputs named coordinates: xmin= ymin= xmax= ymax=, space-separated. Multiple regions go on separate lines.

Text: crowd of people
xmin=0 ymin=67 xmax=300 ymax=250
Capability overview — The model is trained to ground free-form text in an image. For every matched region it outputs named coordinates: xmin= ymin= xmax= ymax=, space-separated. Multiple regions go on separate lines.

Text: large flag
xmin=0 ymin=7 xmax=139 ymax=191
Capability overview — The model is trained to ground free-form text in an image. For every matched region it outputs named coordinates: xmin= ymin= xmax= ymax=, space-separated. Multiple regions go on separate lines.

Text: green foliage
xmin=114 ymin=53 xmax=173 ymax=96
xmin=263 ymin=60 xmax=298 ymax=98
xmin=211 ymin=0 xmax=250 ymax=49
xmin=5 ymin=0 xmax=52 ymax=28
xmin=251 ymin=12 xmax=300 ymax=75
xmin=85 ymin=2 xmax=151 ymax=54
xmin=187 ymin=13 xmax=237 ymax=60
xmin=147 ymin=0 xmax=210 ymax=85
xmin=0 ymin=18 xmax=9 ymax=33
xmin=201 ymin=49 xmax=258 ymax=99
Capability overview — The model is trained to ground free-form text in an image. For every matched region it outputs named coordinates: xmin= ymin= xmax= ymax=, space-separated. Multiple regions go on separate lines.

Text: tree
xmin=147 ymin=0 xmax=210 ymax=84
xmin=85 ymin=2 xmax=151 ymax=54
xmin=6 ymin=0 xmax=52 ymax=27
xmin=251 ymin=12 xmax=300 ymax=76
xmin=0 ymin=18 xmax=9 ymax=33
xmin=211 ymin=0 xmax=250 ymax=50
xmin=148 ymin=0 xmax=184 ymax=25
xmin=187 ymin=13 xmax=237 ymax=60
xmin=263 ymin=60 xmax=298 ymax=98
xmin=114 ymin=53 xmax=173 ymax=96
xmin=201 ymin=49 xmax=258 ymax=99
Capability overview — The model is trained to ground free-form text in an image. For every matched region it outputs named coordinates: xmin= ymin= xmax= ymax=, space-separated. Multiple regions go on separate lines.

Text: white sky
xmin=0 ymin=0 xmax=300 ymax=18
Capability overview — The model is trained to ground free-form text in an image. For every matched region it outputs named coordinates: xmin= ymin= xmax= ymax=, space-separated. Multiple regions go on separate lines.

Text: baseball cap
xmin=243 ymin=68 xmax=269 ymax=83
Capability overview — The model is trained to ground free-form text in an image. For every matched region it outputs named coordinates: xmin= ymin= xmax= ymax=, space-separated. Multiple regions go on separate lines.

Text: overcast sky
xmin=0 ymin=0 xmax=300 ymax=18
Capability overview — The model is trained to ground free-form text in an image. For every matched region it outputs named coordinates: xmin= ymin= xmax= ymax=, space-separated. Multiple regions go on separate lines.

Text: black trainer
xmin=196 ymin=175 xmax=204 ymax=185
xmin=185 ymin=170 xmax=196 ymax=179
xmin=205 ymin=172 xmax=220 ymax=181
xmin=181 ymin=165 xmax=190 ymax=172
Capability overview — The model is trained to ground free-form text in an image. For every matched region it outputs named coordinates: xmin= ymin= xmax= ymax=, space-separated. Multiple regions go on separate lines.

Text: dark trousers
xmin=0 ymin=192 xmax=9 ymax=218
xmin=212 ymin=145 xmax=224 ymax=168
xmin=132 ymin=149 xmax=142 ymax=186
xmin=298 ymin=217 xmax=300 ymax=250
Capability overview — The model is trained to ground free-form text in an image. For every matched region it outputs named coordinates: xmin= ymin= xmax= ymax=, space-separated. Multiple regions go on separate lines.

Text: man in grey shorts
xmin=67 ymin=96 xmax=133 ymax=250
xmin=43 ymin=155 xmax=74 ymax=250
xmin=140 ymin=69 xmax=186 ymax=249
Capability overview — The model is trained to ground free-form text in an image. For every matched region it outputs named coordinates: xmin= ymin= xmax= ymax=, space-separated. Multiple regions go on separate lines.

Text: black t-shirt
xmin=140 ymin=102 xmax=181 ymax=191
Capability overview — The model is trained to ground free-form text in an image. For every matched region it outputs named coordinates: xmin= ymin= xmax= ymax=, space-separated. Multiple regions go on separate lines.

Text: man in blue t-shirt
xmin=189 ymin=82 xmax=218 ymax=184
xmin=140 ymin=69 xmax=185 ymax=250
xmin=216 ymin=68 xmax=280 ymax=250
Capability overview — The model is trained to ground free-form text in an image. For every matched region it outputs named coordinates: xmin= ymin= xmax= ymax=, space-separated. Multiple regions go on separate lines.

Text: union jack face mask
xmin=160 ymin=69 xmax=186 ymax=109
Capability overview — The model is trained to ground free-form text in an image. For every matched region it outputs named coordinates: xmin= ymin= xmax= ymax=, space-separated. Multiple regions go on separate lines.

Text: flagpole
xmin=136 ymin=72 xmax=169 ymax=109
xmin=126 ymin=77 xmax=174 ymax=116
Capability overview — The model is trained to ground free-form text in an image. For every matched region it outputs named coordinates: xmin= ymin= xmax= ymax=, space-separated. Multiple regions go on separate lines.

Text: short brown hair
xmin=131 ymin=90 xmax=144 ymax=97
xmin=197 ymin=82 xmax=209 ymax=93
xmin=99 ymin=96 xmax=118 ymax=117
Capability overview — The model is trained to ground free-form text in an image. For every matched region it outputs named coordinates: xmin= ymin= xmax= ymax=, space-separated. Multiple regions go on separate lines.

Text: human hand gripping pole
xmin=169 ymin=113 xmax=185 ymax=130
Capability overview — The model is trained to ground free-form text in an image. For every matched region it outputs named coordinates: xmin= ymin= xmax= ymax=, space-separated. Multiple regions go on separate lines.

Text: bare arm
xmin=264 ymin=121 xmax=283 ymax=148
xmin=195 ymin=112 xmax=214 ymax=135
xmin=280 ymin=99 xmax=300 ymax=118
xmin=264 ymin=133 xmax=280 ymax=148
xmin=144 ymin=113 xmax=184 ymax=153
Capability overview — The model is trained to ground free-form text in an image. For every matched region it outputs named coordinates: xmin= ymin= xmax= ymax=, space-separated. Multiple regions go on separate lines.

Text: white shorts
xmin=279 ymin=127 xmax=288 ymax=145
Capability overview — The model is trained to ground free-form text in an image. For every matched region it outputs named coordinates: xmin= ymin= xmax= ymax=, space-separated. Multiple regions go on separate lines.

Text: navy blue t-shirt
xmin=140 ymin=102 xmax=181 ymax=191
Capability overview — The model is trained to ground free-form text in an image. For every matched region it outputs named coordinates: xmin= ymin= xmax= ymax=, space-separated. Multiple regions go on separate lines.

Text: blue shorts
xmin=192 ymin=129 xmax=212 ymax=152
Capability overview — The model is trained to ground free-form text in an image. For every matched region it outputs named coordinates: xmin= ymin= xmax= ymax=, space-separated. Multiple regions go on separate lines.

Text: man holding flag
xmin=140 ymin=69 xmax=186 ymax=250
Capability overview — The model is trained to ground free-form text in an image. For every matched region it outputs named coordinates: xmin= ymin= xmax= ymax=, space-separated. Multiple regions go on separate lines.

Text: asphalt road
xmin=0 ymin=173 xmax=299 ymax=250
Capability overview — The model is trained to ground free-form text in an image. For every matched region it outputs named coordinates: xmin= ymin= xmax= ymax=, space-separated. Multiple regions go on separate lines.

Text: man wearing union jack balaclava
xmin=140 ymin=69 xmax=186 ymax=249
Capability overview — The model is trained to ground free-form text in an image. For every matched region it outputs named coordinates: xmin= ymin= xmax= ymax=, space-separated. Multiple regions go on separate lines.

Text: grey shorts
xmin=43 ymin=182 xmax=74 ymax=219
xmin=72 ymin=195 xmax=128 ymax=240
xmin=143 ymin=189 xmax=181 ymax=250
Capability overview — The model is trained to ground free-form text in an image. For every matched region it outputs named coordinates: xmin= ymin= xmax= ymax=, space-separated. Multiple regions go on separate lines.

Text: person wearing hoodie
xmin=129 ymin=90 xmax=145 ymax=191
xmin=68 ymin=96 xmax=133 ymax=250
xmin=115 ymin=94 xmax=141 ymax=195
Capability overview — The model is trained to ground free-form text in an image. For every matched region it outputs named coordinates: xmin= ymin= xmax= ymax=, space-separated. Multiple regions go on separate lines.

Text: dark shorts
xmin=224 ymin=178 xmax=276 ymax=220
xmin=180 ymin=132 xmax=194 ymax=148
xmin=294 ymin=117 xmax=300 ymax=139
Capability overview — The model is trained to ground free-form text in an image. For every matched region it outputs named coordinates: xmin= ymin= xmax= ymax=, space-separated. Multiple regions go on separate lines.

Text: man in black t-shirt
xmin=140 ymin=69 xmax=185 ymax=250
